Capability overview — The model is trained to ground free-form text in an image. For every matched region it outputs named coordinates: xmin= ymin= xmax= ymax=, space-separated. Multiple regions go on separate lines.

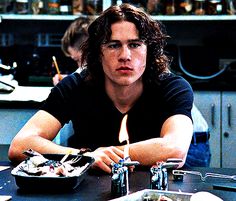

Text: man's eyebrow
xmin=128 ymin=39 xmax=143 ymax=42
xmin=107 ymin=40 xmax=120 ymax=43
xmin=107 ymin=39 xmax=142 ymax=43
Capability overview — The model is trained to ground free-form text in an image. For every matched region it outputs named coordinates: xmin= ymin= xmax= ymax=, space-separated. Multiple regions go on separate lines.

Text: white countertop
xmin=0 ymin=86 xmax=52 ymax=102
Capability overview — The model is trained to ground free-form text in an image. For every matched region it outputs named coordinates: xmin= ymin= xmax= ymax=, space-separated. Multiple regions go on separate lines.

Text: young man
xmin=52 ymin=17 xmax=91 ymax=86
xmin=8 ymin=4 xmax=193 ymax=173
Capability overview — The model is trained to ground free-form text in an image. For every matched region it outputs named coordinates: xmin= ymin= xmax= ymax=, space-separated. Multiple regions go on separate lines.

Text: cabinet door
xmin=222 ymin=92 xmax=236 ymax=168
xmin=0 ymin=108 xmax=61 ymax=145
xmin=194 ymin=91 xmax=221 ymax=167
xmin=0 ymin=109 xmax=36 ymax=144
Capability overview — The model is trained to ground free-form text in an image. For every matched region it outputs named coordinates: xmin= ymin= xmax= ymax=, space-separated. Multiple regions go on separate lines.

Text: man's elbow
xmin=171 ymin=147 xmax=188 ymax=168
xmin=8 ymin=138 xmax=25 ymax=164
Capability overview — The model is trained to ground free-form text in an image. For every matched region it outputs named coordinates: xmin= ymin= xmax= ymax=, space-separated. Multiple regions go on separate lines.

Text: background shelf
xmin=1 ymin=14 xmax=236 ymax=22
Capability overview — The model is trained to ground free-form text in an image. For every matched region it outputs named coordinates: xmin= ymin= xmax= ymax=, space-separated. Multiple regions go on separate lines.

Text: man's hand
xmin=85 ymin=146 xmax=124 ymax=173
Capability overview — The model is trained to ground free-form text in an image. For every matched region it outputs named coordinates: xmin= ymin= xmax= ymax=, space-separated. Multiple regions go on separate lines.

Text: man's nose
xmin=118 ymin=45 xmax=131 ymax=61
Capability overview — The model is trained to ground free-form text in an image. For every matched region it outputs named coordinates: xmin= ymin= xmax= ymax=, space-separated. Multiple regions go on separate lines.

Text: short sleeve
xmin=41 ymin=72 xmax=85 ymax=125
xmin=160 ymin=73 xmax=194 ymax=121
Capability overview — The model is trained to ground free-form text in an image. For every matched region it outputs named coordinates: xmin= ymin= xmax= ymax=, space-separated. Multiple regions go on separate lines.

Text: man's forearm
xmin=128 ymin=138 xmax=189 ymax=166
xmin=8 ymin=135 xmax=78 ymax=163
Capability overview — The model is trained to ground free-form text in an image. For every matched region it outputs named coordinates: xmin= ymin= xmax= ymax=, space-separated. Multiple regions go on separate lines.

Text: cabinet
xmin=194 ymin=91 xmax=236 ymax=168
xmin=0 ymin=87 xmax=70 ymax=148
xmin=194 ymin=91 xmax=221 ymax=168
xmin=0 ymin=108 xmax=36 ymax=144
xmin=221 ymin=92 xmax=236 ymax=168
xmin=0 ymin=106 xmax=72 ymax=160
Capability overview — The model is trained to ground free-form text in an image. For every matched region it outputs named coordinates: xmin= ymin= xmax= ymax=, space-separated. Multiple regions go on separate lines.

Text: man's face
xmin=101 ymin=21 xmax=147 ymax=87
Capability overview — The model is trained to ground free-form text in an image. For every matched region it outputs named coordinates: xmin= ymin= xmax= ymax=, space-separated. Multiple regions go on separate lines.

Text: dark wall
xmin=1 ymin=18 xmax=236 ymax=88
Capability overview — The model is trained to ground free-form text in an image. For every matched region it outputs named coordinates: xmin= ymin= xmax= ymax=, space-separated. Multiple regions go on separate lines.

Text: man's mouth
xmin=117 ymin=67 xmax=133 ymax=71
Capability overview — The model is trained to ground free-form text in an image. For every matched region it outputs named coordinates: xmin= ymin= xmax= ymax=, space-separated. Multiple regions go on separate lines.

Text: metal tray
xmin=110 ymin=189 xmax=193 ymax=201
xmin=11 ymin=154 xmax=95 ymax=191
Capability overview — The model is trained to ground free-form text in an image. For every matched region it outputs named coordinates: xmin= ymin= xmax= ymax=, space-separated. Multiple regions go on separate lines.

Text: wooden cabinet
xmin=194 ymin=91 xmax=236 ymax=168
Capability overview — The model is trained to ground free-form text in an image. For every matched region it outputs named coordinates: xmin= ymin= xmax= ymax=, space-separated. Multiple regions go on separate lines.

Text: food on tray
xmin=110 ymin=189 xmax=193 ymax=201
xmin=158 ymin=195 xmax=173 ymax=201
xmin=142 ymin=195 xmax=176 ymax=201
xmin=11 ymin=149 xmax=90 ymax=177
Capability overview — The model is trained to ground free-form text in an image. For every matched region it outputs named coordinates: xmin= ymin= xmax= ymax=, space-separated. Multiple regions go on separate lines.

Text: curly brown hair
xmin=81 ymin=3 xmax=171 ymax=84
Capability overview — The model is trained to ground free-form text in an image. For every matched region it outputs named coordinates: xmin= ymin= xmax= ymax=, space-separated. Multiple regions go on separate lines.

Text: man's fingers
xmin=89 ymin=146 xmax=129 ymax=174
xmin=92 ymin=157 xmax=112 ymax=173
xmin=103 ymin=147 xmax=123 ymax=164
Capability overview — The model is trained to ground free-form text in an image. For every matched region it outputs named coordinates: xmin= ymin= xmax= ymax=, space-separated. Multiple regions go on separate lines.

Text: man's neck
xmin=105 ymin=81 xmax=143 ymax=114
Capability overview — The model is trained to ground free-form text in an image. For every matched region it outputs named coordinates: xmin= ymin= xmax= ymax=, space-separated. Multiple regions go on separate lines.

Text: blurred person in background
xmin=52 ymin=17 xmax=92 ymax=86
xmin=185 ymin=103 xmax=211 ymax=168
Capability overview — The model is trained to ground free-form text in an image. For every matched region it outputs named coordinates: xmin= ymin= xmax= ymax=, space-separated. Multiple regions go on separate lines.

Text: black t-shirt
xmin=42 ymin=70 xmax=193 ymax=150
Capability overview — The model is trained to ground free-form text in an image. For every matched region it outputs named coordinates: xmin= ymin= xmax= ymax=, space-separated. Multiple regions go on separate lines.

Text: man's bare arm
xmin=128 ymin=114 xmax=193 ymax=167
xmin=8 ymin=110 xmax=79 ymax=162
xmin=85 ymin=114 xmax=193 ymax=173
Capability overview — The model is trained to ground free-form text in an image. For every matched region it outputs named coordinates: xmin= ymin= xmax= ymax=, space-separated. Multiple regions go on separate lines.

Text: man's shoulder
xmin=159 ymin=72 xmax=184 ymax=81
xmin=159 ymin=72 xmax=192 ymax=89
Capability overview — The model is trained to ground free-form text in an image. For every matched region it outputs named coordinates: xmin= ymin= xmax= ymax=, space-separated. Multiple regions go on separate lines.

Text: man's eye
xmin=129 ymin=43 xmax=141 ymax=48
xmin=107 ymin=43 xmax=120 ymax=49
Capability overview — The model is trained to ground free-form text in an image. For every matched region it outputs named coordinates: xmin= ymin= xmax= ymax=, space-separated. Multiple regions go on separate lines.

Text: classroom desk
xmin=0 ymin=162 xmax=235 ymax=201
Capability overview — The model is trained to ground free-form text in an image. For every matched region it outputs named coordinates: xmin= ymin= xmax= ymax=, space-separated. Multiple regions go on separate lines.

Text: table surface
xmin=0 ymin=86 xmax=52 ymax=102
xmin=0 ymin=162 xmax=236 ymax=201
